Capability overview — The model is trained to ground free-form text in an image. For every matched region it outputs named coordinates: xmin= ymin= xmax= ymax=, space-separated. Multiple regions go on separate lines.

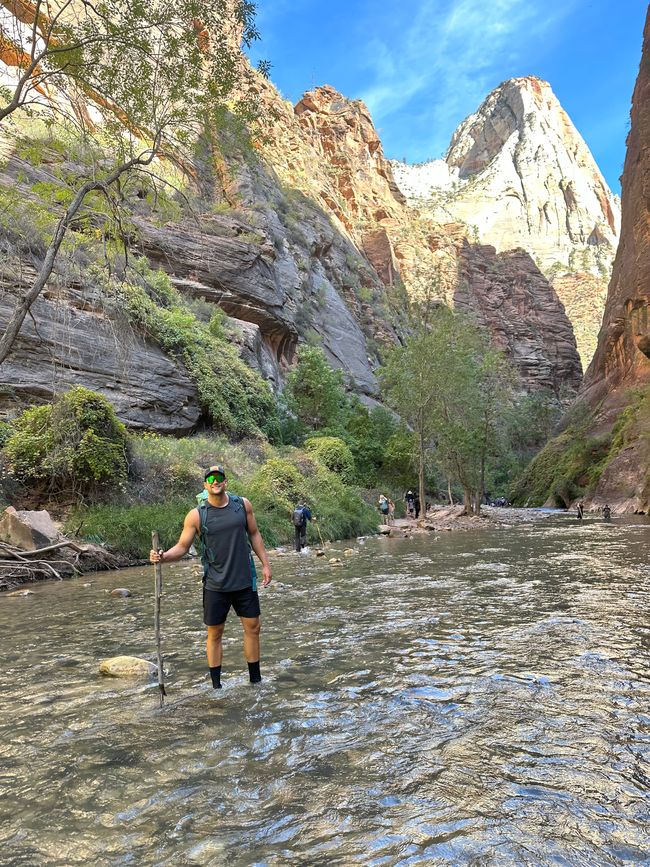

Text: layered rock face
xmin=454 ymin=243 xmax=582 ymax=394
xmin=392 ymin=77 xmax=619 ymax=273
xmin=391 ymin=77 xmax=620 ymax=368
xmin=580 ymin=11 xmax=650 ymax=513
xmin=0 ymin=52 xmax=584 ymax=429
xmin=273 ymin=84 xmax=582 ymax=395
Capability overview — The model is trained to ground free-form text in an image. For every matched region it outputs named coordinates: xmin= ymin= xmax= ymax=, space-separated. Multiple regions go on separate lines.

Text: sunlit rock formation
xmin=392 ymin=76 xmax=620 ymax=367
xmin=580 ymin=12 xmax=650 ymax=513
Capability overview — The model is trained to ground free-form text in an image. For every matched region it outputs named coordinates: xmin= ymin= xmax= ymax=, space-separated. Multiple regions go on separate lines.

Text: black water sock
xmin=209 ymin=665 xmax=222 ymax=689
xmin=248 ymin=660 xmax=261 ymax=683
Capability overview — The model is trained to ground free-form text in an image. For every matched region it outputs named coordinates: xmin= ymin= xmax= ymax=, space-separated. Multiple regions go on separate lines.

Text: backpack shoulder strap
xmin=228 ymin=493 xmax=252 ymax=535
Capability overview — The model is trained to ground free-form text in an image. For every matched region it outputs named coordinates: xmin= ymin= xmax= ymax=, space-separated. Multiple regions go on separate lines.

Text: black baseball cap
xmin=204 ymin=465 xmax=226 ymax=480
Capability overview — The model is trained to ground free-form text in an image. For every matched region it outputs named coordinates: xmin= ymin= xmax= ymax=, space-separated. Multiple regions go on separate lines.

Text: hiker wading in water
xmin=149 ymin=465 xmax=272 ymax=689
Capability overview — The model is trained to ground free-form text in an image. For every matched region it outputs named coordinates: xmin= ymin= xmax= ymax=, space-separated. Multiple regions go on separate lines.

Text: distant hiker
xmin=378 ymin=494 xmax=390 ymax=525
xmin=414 ymin=495 xmax=421 ymax=519
xmin=292 ymin=501 xmax=313 ymax=551
xmin=405 ymin=490 xmax=416 ymax=519
xmin=603 ymin=504 xmax=612 ymax=523
xmin=388 ymin=498 xmax=395 ymax=525
xmin=149 ymin=465 xmax=272 ymax=689
xmin=577 ymin=501 xmax=584 ymax=520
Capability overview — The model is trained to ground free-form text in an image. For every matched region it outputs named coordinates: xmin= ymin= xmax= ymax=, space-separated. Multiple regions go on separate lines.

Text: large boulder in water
xmin=0 ymin=507 xmax=60 ymax=551
xmin=99 ymin=656 xmax=157 ymax=678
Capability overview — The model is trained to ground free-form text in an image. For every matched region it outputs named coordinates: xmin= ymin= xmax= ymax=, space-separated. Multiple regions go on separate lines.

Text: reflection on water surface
xmin=1 ymin=515 xmax=649 ymax=865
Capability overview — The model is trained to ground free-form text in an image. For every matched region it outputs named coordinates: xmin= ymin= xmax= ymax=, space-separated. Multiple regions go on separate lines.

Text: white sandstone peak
xmin=393 ymin=76 xmax=620 ymax=279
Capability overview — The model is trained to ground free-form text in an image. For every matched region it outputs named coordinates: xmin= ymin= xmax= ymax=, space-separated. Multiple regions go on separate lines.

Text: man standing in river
xmin=149 ymin=465 xmax=272 ymax=688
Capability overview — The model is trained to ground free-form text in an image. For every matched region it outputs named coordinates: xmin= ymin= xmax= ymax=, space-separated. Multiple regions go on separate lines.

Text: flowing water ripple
xmin=0 ymin=515 xmax=649 ymax=865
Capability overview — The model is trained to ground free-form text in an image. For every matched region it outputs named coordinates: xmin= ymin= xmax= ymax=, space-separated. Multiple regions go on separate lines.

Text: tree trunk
xmin=447 ymin=479 xmax=454 ymax=505
xmin=0 ymin=148 xmax=156 ymax=366
xmin=462 ymin=488 xmax=482 ymax=517
xmin=418 ymin=415 xmax=426 ymax=522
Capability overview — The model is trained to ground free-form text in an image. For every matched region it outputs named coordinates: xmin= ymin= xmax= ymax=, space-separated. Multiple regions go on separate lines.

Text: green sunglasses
xmin=205 ymin=472 xmax=226 ymax=484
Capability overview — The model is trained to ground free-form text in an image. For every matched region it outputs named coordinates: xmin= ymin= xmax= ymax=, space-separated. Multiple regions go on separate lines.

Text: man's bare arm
xmin=149 ymin=510 xmax=199 ymax=563
xmin=244 ymin=498 xmax=272 ymax=587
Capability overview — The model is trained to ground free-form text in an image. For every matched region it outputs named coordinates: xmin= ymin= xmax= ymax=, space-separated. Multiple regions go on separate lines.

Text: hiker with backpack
xmin=292 ymin=501 xmax=313 ymax=551
xmin=149 ymin=465 xmax=272 ymax=689
xmin=378 ymin=494 xmax=390 ymax=525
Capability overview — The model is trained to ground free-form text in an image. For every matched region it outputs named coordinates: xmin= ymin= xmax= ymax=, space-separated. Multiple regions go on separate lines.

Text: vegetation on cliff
xmin=0 ymin=0 xmax=268 ymax=365
xmin=116 ymin=260 xmax=278 ymax=438
xmin=510 ymin=386 xmax=650 ymax=507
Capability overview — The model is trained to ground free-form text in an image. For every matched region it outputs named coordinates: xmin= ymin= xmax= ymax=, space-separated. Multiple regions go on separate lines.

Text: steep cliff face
xmin=0 ymin=56 xmax=585 ymax=429
xmin=393 ymin=77 xmax=619 ymax=272
xmin=580 ymin=11 xmax=650 ymax=513
xmin=454 ymin=243 xmax=582 ymax=394
xmin=391 ymin=77 xmax=620 ymax=368
xmin=0 ymin=84 xmax=392 ymax=426
xmin=260 ymin=83 xmax=582 ymax=395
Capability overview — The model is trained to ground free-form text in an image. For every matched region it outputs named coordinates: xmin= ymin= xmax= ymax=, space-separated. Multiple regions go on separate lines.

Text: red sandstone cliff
xmin=581 ymin=9 xmax=650 ymax=512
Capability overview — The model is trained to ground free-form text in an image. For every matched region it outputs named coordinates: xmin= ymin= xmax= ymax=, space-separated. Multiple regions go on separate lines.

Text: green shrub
xmin=245 ymin=453 xmax=377 ymax=547
xmin=3 ymin=387 xmax=128 ymax=495
xmin=116 ymin=260 xmax=277 ymax=438
xmin=0 ymin=421 xmax=14 ymax=447
xmin=304 ymin=436 xmax=354 ymax=480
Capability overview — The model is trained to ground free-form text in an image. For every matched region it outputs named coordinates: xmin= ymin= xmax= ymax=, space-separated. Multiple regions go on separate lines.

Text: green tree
xmin=343 ymin=400 xmax=399 ymax=485
xmin=283 ymin=346 xmax=348 ymax=433
xmin=379 ymin=329 xmax=439 ymax=516
xmin=0 ymin=0 xmax=267 ymax=364
xmin=380 ymin=308 xmax=516 ymax=516
xmin=4 ymin=386 xmax=128 ymax=495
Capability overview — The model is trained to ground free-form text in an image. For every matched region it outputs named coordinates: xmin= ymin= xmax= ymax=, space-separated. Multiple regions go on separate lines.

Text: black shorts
xmin=203 ymin=586 xmax=261 ymax=626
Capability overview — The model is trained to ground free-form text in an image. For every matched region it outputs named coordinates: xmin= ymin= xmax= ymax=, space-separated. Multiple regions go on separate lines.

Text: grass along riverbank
xmin=60 ymin=432 xmax=380 ymax=559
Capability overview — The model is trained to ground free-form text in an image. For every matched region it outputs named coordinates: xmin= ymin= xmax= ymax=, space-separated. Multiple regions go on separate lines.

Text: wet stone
xmin=110 ymin=588 xmax=132 ymax=598
xmin=99 ymin=656 xmax=157 ymax=678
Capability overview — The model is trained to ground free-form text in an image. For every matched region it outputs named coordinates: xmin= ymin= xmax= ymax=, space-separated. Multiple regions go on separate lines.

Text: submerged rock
xmin=110 ymin=588 xmax=132 ymax=598
xmin=99 ymin=656 xmax=157 ymax=678
xmin=6 ymin=588 xmax=35 ymax=597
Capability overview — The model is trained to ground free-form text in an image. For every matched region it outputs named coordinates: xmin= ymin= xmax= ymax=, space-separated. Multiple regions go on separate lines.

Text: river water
xmin=1 ymin=514 xmax=649 ymax=866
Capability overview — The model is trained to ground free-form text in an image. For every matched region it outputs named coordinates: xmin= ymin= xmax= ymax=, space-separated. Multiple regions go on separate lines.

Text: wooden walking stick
xmin=314 ymin=519 xmax=326 ymax=550
xmin=151 ymin=530 xmax=167 ymax=708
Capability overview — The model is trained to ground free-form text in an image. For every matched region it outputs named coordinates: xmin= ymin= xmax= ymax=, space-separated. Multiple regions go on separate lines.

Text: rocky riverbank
xmin=378 ymin=504 xmax=557 ymax=537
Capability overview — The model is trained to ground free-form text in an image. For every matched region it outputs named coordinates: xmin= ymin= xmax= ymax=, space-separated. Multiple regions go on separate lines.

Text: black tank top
xmin=199 ymin=496 xmax=256 ymax=593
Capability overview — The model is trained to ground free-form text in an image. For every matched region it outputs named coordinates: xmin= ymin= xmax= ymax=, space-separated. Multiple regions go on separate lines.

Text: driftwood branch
xmin=0 ymin=540 xmax=86 ymax=559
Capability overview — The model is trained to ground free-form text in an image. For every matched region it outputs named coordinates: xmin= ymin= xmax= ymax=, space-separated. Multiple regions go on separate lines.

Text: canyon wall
xmin=392 ymin=77 xmax=620 ymax=368
xmin=579 ymin=10 xmax=650 ymax=513
xmin=0 ymin=31 xmax=591 ymax=431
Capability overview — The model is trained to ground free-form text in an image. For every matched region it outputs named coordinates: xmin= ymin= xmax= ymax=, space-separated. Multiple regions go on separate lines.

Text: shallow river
xmin=1 ymin=514 xmax=649 ymax=866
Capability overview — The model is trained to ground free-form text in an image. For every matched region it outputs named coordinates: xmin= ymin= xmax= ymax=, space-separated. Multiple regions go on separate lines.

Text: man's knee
xmin=242 ymin=617 xmax=261 ymax=636
xmin=207 ymin=624 xmax=224 ymax=641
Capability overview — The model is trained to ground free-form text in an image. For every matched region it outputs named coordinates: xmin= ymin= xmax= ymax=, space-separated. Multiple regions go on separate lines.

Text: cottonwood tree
xmin=379 ymin=329 xmax=439 ymax=519
xmin=380 ymin=308 xmax=515 ymax=516
xmin=0 ymin=0 xmax=267 ymax=364
xmin=283 ymin=346 xmax=349 ymax=433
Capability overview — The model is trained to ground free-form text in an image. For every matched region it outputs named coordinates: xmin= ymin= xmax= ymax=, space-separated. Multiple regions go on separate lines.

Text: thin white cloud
xmin=359 ymin=0 xmax=577 ymax=159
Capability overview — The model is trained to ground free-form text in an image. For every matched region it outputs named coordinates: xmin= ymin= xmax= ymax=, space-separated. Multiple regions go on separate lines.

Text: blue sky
xmin=247 ymin=1 xmax=647 ymax=193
